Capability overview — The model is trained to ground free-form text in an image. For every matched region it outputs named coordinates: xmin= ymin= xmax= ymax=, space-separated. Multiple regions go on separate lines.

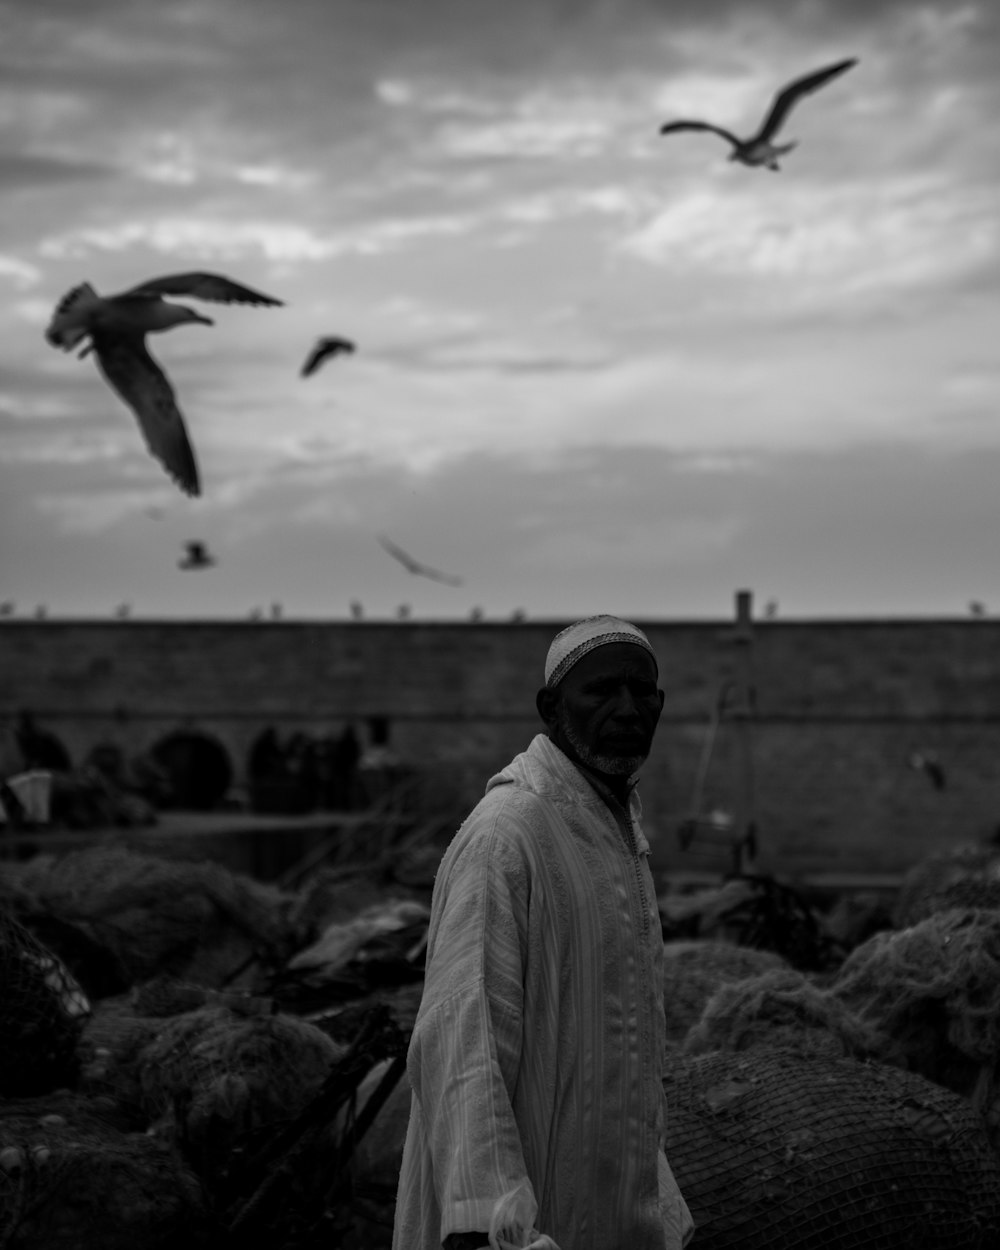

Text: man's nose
xmin=611 ymin=686 xmax=640 ymax=717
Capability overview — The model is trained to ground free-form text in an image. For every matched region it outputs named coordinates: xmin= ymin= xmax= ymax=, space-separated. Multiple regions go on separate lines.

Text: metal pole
xmin=731 ymin=589 xmax=757 ymax=874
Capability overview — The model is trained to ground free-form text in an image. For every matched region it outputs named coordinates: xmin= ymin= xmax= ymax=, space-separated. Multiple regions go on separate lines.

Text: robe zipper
xmin=621 ymin=811 xmax=650 ymax=940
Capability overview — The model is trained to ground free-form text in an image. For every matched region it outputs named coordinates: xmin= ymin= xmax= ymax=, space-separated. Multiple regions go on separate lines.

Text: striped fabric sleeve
xmin=406 ymin=816 xmax=535 ymax=1240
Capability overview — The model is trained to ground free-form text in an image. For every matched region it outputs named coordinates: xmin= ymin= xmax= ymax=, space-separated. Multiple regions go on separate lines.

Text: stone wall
xmin=2 ymin=617 xmax=998 ymax=877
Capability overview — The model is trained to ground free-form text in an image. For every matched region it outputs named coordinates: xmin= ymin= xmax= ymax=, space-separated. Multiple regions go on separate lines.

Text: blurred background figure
xmin=357 ymin=716 xmax=406 ymax=806
xmin=908 ymin=749 xmax=946 ymax=791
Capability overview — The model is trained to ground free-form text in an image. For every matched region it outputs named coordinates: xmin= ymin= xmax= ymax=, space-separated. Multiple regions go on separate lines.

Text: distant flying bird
xmin=376 ymin=534 xmax=464 ymax=587
xmin=469 ymin=606 xmax=484 ymax=622
xmin=270 ymin=602 xmax=282 ymax=620
xmin=34 ymin=605 xmax=47 ymax=619
xmin=300 ymin=336 xmax=356 ymax=378
xmin=764 ymin=599 xmax=779 ymax=619
xmin=115 ymin=603 xmax=131 ymax=619
xmin=349 ymin=600 xmax=364 ymax=621
xmin=44 ymin=271 xmax=284 ymax=497
xmin=511 ymin=609 xmax=527 ymax=622
xmin=908 ymin=750 xmax=946 ymax=791
xmin=397 ymin=604 xmax=412 ymax=620
xmin=0 ymin=602 xmax=14 ymax=617
xmin=178 ymin=540 xmax=216 ymax=570
xmin=249 ymin=607 xmax=264 ymax=621
xmin=969 ymin=601 xmax=987 ymax=617
xmin=658 ymin=57 xmax=857 ymax=170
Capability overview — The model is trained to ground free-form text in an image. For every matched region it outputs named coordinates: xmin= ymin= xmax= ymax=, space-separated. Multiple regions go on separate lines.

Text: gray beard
xmin=558 ymin=711 xmax=647 ymax=777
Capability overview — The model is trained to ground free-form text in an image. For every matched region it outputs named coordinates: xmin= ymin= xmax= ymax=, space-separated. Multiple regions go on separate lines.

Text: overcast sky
xmin=1 ymin=0 xmax=998 ymax=622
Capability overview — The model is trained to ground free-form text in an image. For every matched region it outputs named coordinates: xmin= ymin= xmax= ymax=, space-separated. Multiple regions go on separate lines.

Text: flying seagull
xmin=178 ymin=540 xmax=216 ymax=571
xmin=44 ymin=271 xmax=284 ymax=497
xmin=377 ymin=534 xmax=463 ymax=587
xmin=301 ymin=335 xmax=356 ymax=378
xmin=659 ymin=57 xmax=857 ymax=170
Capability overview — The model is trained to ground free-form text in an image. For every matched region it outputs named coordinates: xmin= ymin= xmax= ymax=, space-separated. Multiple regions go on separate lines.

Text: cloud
xmin=0 ymin=152 xmax=119 ymax=188
xmin=38 ymin=211 xmax=481 ymax=263
xmin=616 ymin=173 xmax=999 ymax=303
xmin=0 ymin=256 xmax=43 ymax=289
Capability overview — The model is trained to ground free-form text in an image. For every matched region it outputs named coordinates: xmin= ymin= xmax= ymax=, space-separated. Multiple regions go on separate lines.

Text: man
xmin=393 ymin=615 xmax=694 ymax=1250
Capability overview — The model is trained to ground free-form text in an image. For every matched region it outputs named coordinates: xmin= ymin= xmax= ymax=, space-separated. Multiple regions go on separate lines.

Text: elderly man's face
xmin=544 ymin=642 xmax=664 ymax=776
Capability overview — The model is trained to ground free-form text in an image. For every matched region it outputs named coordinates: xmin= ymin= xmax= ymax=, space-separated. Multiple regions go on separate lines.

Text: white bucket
xmin=1 ymin=769 xmax=53 ymax=823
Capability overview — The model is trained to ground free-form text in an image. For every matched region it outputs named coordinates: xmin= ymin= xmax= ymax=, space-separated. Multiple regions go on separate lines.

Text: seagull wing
xmin=119 ymin=272 xmax=284 ymax=307
xmin=378 ymin=534 xmax=421 ymax=574
xmin=659 ymin=121 xmax=743 ymax=149
xmin=91 ymin=332 xmax=201 ymax=497
xmin=415 ymin=564 xmax=464 ymax=587
xmin=301 ymin=337 xmax=356 ymax=378
xmin=378 ymin=535 xmax=463 ymax=586
xmin=756 ymin=57 xmax=857 ymax=142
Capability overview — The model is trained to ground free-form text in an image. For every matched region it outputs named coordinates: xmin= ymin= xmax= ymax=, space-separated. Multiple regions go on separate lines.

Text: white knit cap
xmin=544 ymin=614 xmax=657 ymax=688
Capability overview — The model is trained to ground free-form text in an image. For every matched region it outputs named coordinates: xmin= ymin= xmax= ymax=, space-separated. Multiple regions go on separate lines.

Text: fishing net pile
xmin=661 ymin=875 xmax=841 ymax=970
xmin=72 ymin=978 xmax=407 ymax=1242
xmin=664 ymin=1045 xmax=1000 ymax=1249
xmin=0 ymin=845 xmax=300 ymax=992
xmin=828 ymin=907 xmax=1000 ymax=1146
xmin=682 ymin=966 xmax=888 ymax=1062
xmin=893 ymin=845 xmax=1000 ymax=928
xmin=662 ymin=939 xmax=788 ymax=1041
xmin=0 ymin=909 xmax=90 ymax=1096
xmin=0 ymin=1091 xmax=208 ymax=1249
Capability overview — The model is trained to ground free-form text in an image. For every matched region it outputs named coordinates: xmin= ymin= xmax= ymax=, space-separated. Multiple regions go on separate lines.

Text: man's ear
xmin=536 ymin=685 xmax=558 ymax=727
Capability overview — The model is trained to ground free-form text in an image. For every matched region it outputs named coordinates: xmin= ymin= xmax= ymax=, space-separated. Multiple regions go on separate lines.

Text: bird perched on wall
xmin=764 ymin=599 xmax=779 ymax=619
xmin=969 ymin=601 xmax=987 ymax=617
xmin=376 ymin=534 xmax=463 ymax=587
xmin=908 ymin=750 xmax=946 ymax=791
xmin=300 ymin=335 xmax=356 ymax=378
xmin=349 ymin=600 xmax=364 ymax=620
xmin=658 ymin=57 xmax=857 ymax=170
xmin=178 ymin=540 xmax=216 ymax=571
xmin=0 ymin=602 xmax=14 ymax=617
xmin=44 ymin=271 xmax=284 ymax=497
xmin=115 ymin=603 xmax=131 ymax=619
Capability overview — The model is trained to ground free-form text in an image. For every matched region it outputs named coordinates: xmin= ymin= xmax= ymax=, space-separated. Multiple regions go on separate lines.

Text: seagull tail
xmin=45 ymin=282 xmax=101 ymax=350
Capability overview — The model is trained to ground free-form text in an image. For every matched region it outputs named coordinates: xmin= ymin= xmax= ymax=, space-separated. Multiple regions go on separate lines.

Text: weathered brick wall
xmin=1 ymin=618 xmax=998 ymax=876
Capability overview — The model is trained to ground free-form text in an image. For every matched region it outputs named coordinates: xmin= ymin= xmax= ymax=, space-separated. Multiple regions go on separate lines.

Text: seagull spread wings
xmin=301 ymin=336 xmax=356 ymax=378
xmin=92 ymin=332 xmax=200 ymax=497
xmin=377 ymin=534 xmax=463 ymax=586
xmin=660 ymin=57 xmax=857 ymax=151
xmin=119 ymin=272 xmax=285 ymax=307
